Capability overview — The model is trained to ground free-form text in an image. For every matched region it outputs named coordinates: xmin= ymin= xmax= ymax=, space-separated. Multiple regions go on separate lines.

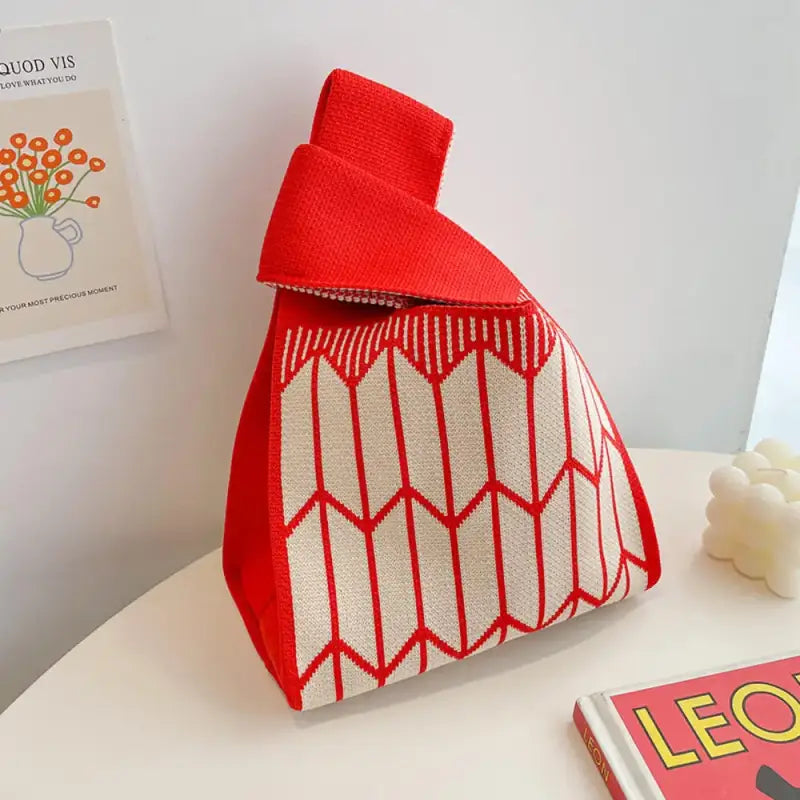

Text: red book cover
xmin=574 ymin=652 xmax=800 ymax=799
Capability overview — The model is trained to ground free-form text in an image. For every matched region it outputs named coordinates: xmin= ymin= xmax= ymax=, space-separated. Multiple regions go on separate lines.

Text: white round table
xmin=2 ymin=450 xmax=798 ymax=799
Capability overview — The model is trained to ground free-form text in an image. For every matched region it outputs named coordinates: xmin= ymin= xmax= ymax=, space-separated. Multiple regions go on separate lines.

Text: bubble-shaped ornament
xmin=754 ymin=438 xmax=795 ymax=468
xmin=732 ymin=451 xmax=771 ymax=479
xmin=702 ymin=525 xmax=736 ymax=560
xmin=777 ymin=470 xmax=800 ymax=502
xmin=765 ymin=562 xmax=800 ymax=599
xmin=708 ymin=466 xmax=749 ymax=500
xmin=742 ymin=483 xmax=785 ymax=526
xmin=733 ymin=545 xmax=769 ymax=579
xmin=781 ymin=503 xmax=800 ymax=566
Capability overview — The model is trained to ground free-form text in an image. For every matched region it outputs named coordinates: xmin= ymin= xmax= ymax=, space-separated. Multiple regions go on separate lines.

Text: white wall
xmin=749 ymin=194 xmax=800 ymax=449
xmin=2 ymin=0 xmax=800 ymax=710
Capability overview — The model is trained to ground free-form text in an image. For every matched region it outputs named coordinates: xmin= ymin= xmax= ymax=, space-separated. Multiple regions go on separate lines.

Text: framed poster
xmin=0 ymin=20 xmax=167 ymax=364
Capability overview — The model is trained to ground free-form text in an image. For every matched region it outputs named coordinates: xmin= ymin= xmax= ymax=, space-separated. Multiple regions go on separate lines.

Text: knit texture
xmin=223 ymin=69 xmax=660 ymax=710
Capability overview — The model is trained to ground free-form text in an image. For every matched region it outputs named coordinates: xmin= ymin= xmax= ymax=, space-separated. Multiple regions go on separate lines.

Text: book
xmin=0 ymin=20 xmax=166 ymax=364
xmin=574 ymin=652 xmax=800 ymax=799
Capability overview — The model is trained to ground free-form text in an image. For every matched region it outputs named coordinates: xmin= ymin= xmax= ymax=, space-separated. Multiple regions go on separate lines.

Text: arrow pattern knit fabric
xmin=223 ymin=69 xmax=660 ymax=710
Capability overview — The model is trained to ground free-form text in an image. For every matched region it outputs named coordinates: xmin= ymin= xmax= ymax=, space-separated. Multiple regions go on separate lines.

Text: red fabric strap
xmin=258 ymin=69 xmax=525 ymax=307
xmin=310 ymin=69 xmax=452 ymax=206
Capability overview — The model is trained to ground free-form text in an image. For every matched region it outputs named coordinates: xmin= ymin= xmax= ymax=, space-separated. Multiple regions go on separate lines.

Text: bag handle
xmin=258 ymin=70 xmax=527 ymax=308
xmin=309 ymin=69 xmax=452 ymax=207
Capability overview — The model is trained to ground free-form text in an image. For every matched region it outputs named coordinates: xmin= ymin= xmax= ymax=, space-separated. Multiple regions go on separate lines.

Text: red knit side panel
xmin=223 ymin=291 xmax=303 ymax=709
xmin=223 ymin=309 xmax=278 ymax=675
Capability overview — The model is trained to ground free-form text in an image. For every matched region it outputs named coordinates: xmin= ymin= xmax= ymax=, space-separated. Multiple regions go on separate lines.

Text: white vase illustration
xmin=18 ymin=216 xmax=83 ymax=281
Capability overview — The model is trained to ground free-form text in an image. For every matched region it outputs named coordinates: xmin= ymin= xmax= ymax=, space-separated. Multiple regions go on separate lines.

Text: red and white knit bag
xmin=224 ymin=69 xmax=661 ymax=710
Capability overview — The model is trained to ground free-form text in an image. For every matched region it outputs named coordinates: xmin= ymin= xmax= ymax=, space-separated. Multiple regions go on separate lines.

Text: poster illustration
xmin=0 ymin=20 xmax=166 ymax=364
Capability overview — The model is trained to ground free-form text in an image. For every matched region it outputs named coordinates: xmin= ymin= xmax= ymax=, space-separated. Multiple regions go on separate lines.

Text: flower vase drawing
xmin=18 ymin=216 xmax=83 ymax=280
xmin=1 ymin=126 xmax=105 ymax=281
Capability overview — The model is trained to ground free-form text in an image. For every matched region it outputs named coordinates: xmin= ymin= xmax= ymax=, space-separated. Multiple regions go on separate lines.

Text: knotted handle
xmin=258 ymin=69 xmax=527 ymax=307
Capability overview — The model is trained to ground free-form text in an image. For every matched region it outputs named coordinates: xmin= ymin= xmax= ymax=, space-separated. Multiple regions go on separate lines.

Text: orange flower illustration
xmin=1 ymin=126 xmax=107 ymax=219
xmin=17 ymin=153 xmax=37 ymax=172
xmin=10 ymin=191 xmax=29 ymax=209
xmin=42 ymin=149 xmax=62 ymax=168
xmin=54 ymin=128 xmax=73 ymax=146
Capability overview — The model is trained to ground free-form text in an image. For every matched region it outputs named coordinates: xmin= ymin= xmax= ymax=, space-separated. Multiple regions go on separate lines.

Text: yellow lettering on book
xmin=676 ymin=693 xmax=745 ymax=759
xmin=582 ymin=727 xmax=610 ymax=783
xmin=634 ymin=707 xmax=701 ymax=769
xmin=731 ymin=682 xmax=800 ymax=744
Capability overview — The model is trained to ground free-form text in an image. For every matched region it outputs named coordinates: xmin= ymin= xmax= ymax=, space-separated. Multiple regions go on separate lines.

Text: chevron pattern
xmin=279 ymin=304 xmax=650 ymax=709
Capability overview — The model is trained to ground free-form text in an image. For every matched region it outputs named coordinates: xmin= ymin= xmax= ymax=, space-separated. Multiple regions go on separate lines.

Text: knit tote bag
xmin=224 ymin=69 xmax=661 ymax=711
